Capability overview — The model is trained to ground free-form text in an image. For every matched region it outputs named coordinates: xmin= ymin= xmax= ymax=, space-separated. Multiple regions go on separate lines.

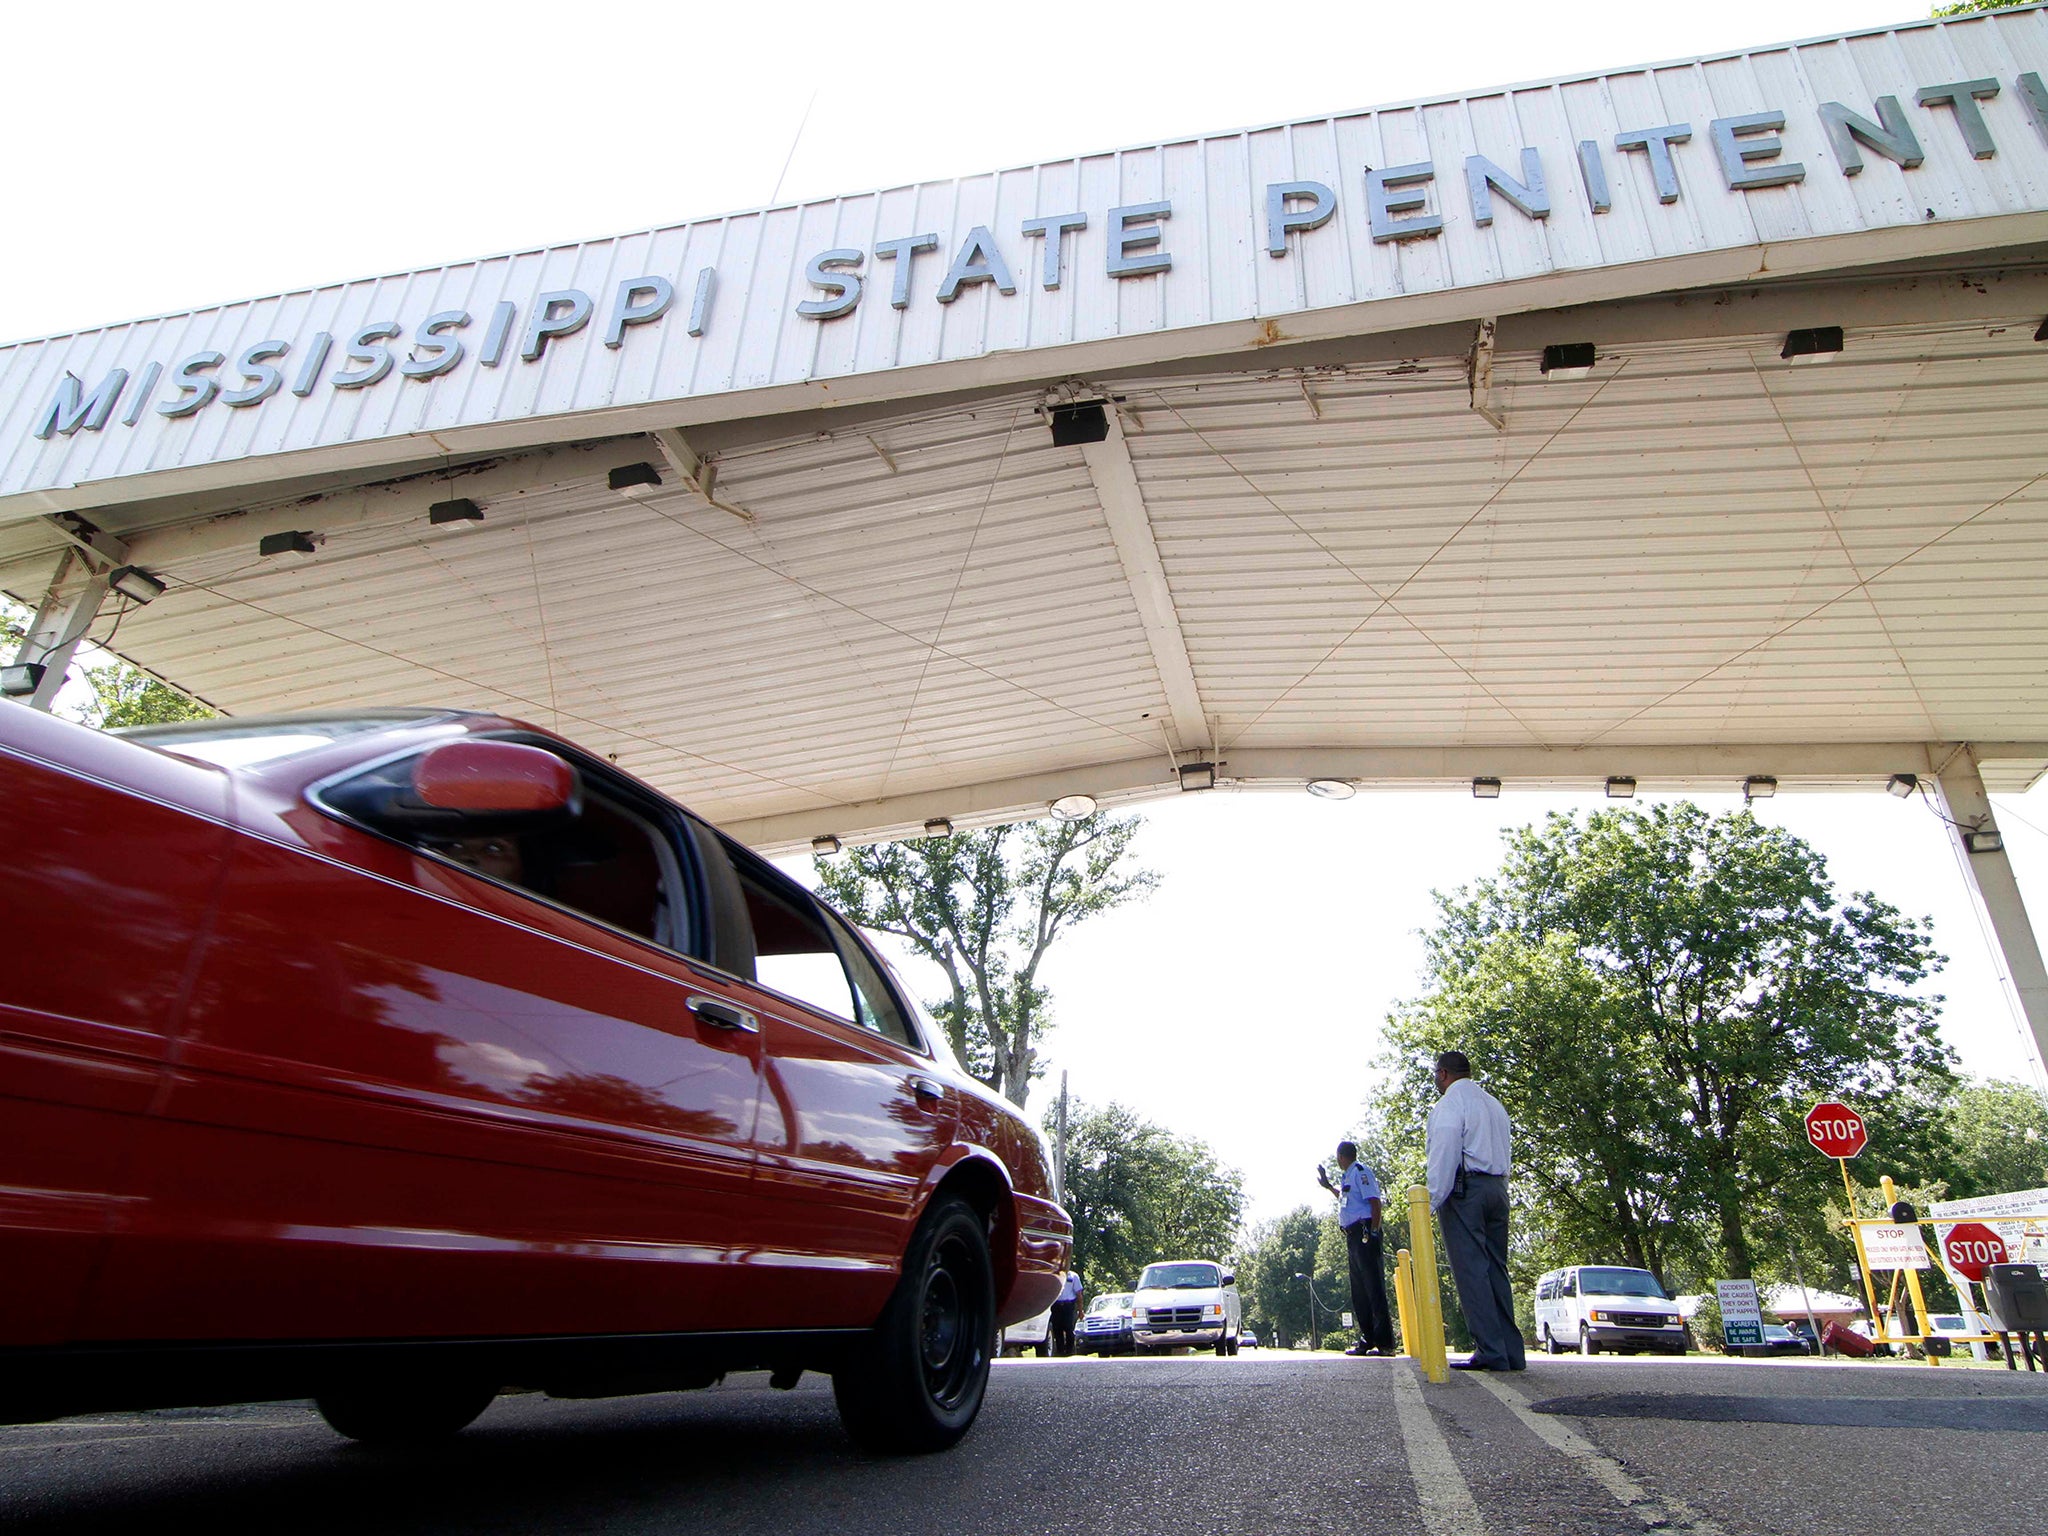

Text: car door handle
xmin=911 ymin=1077 xmax=944 ymax=1104
xmin=688 ymin=996 xmax=759 ymax=1034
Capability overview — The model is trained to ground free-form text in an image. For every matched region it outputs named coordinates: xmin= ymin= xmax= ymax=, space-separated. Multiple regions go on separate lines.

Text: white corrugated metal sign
xmin=7 ymin=8 xmax=2048 ymax=515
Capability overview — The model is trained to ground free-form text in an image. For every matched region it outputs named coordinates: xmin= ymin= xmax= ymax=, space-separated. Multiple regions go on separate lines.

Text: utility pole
xmin=1295 ymin=1272 xmax=1321 ymax=1352
xmin=1054 ymin=1070 xmax=1070 ymax=1208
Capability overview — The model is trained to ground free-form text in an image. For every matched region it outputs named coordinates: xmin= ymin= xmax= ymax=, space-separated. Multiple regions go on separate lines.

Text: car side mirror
xmin=1222 ymin=1274 xmax=1236 ymax=1287
xmin=318 ymin=739 xmax=581 ymax=834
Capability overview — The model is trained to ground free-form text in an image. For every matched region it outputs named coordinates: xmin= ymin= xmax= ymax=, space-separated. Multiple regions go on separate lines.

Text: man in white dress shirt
xmin=1425 ymin=1051 xmax=1524 ymax=1371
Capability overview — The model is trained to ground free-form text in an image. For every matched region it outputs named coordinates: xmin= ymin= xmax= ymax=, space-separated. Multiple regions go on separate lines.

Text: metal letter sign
xmin=1942 ymin=1222 xmax=2010 ymax=1283
xmin=1804 ymin=1100 xmax=1868 ymax=1160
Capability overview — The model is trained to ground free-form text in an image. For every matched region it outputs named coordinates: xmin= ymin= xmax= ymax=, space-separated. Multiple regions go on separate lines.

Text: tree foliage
xmin=1932 ymin=0 xmax=2027 ymax=16
xmin=815 ymin=813 xmax=1155 ymax=1105
xmin=1937 ymin=1077 xmax=2048 ymax=1199
xmin=1383 ymin=804 xmax=1952 ymax=1290
xmin=1051 ymin=1100 xmax=1243 ymax=1293
xmin=1237 ymin=1207 xmax=1350 ymax=1348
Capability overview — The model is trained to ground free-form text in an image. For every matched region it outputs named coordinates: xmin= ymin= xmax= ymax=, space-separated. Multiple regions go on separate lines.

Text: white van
xmin=1131 ymin=1260 xmax=1241 ymax=1356
xmin=1532 ymin=1265 xmax=1688 ymax=1355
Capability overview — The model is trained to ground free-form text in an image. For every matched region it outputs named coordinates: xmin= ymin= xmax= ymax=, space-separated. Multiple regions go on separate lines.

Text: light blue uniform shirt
xmin=1338 ymin=1161 xmax=1381 ymax=1228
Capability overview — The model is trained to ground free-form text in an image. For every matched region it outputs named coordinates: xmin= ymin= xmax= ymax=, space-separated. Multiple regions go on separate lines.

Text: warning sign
xmin=1717 ymin=1279 xmax=1764 ymax=1349
xmin=1859 ymin=1223 xmax=1931 ymax=1270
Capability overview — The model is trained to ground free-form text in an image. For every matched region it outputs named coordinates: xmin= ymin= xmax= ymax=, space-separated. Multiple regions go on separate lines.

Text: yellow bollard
xmin=1395 ymin=1248 xmax=1419 ymax=1359
xmin=1406 ymin=1185 xmax=1449 ymax=1383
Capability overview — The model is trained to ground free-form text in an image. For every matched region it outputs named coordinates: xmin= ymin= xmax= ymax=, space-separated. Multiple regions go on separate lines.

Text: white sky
xmin=12 ymin=0 xmax=2041 ymax=1226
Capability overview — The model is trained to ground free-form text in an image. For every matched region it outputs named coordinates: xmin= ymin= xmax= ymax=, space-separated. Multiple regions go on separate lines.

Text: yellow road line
xmin=1467 ymin=1371 xmax=1723 ymax=1534
xmin=1392 ymin=1364 xmax=1489 ymax=1536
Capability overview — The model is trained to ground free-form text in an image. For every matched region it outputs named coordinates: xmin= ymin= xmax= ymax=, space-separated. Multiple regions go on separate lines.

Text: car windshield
xmin=1139 ymin=1263 xmax=1220 ymax=1290
xmin=1087 ymin=1294 xmax=1133 ymax=1316
xmin=118 ymin=712 xmax=439 ymax=769
xmin=1932 ymin=1315 xmax=1967 ymax=1330
xmin=1763 ymin=1325 xmax=1792 ymax=1338
xmin=1579 ymin=1267 xmax=1666 ymax=1299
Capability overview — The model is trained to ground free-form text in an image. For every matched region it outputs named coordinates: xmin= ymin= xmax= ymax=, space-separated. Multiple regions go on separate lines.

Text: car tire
xmin=833 ymin=1194 xmax=994 ymax=1455
xmin=1033 ymin=1340 xmax=1049 ymax=1359
xmin=315 ymin=1381 xmax=498 ymax=1445
xmin=1542 ymin=1326 xmax=1561 ymax=1355
xmin=1213 ymin=1337 xmax=1229 ymax=1357
xmin=1579 ymin=1325 xmax=1597 ymax=1357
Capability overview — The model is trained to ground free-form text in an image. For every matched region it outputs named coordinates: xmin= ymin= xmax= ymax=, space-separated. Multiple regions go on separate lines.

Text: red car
xmin=2 ymin=706 xmax=1068 ymax=1452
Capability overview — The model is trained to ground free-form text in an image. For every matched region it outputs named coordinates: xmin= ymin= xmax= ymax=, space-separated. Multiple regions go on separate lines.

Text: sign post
xmin=1806 ymin=1100 xmax=1884 ymax=1337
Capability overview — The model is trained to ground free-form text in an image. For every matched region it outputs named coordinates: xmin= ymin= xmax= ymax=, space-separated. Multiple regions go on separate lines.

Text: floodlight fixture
xmin=429 ymin=497 xmax=484 ymax=525
xmin=922 ymin=817 xmax=955 ymax=837
xmin=1472 ymin=777 xmax=1502 ymax=799
xmin=1965 ymin=828 xmax=2005 ymax=855
xmin=1049 ymin=794 xmax=1098 ymax=820
xmin=811 ymin=834 xmax=844 ymax=856
xmin=2036 ymin=316 xmax=2048 ymax=343
xmin=107 ymin=565 xmax=166 ymax=604
xmin=608 ymin=461 xmax=664 ymax=495
xmin=1744 ymin=775 xmax=1778 ymax=801
xmin=1540 ymin=343 xmax=1596 ymax=379
xmin=1781 ymin=326 xmax=1844 ymax=364
xmin=1606 ymin=775 xmax=1637 ymax=799
xmin=1306 ymin=778 xmax=1355 ymax=801
xmin=1049 ymin=401 xmax=1110 ymax=446
xmin=1887 ymin=773 xmax=1919 ymax=798
xmin=258 ymin=530 xmax=317 ymax=557
xmin=1178 ymin=762 xmax=1217 ymax=792
xmin=0 ymin=662 xmax=46 ymax=697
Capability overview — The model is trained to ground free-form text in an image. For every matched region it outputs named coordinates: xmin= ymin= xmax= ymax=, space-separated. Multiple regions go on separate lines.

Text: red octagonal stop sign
xmin=1805 ymin=1100 xmax=1869 ymax=1159
xmin=1943 ymin=1222 xmax=2009 ymax=1283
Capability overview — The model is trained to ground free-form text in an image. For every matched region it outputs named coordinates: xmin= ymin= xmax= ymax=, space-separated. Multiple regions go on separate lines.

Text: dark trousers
xmin=1343 ymin=1220 xmax=1395 ymax=1352
xmin=1438 ymin=1172 xmax=1525 ymax=1368
xmin=1049 ymin=1299 xmax=1078 ymax=1356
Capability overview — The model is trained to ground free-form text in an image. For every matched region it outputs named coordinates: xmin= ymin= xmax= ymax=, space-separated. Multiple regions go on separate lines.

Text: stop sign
xmin=1805 ymin=1101 xmax=1869 ymax=1159
xmin=1942 ymin=1222 xmax=2009 ymax=1282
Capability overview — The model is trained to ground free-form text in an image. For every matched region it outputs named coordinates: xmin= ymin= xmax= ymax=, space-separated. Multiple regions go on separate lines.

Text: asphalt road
xmin=4 ymin=1352 xmax=2044 ymax=1535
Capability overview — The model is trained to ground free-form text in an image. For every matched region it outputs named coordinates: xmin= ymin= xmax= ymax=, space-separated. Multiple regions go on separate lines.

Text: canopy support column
xmin=1935 ymin=749 xmax=2048 ymax=1076
xmin=1079 ymin=406 xmax=1210 ymax=758
xmin=7 ymin=548 xmax=108 ymax=712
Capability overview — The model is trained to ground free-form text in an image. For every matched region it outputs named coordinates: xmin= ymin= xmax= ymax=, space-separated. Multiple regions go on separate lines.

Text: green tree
xmin=1932 ymin=0 xmax=2027 ymax=15
xmin=815 ymin=814 xmax=1155 ymax=1106
xmin=1051 ymin=1100 xmax=1244 ymax=1293
xmin=1238 ymin=1206 xmax=1352 ymax=1348
xmin=74 ymin=659 xmax=212 ymax=728
xmin=1935 ymin=1076 xmax=2048 ymax=1198
xmin=1386 ymin=804 xmax=1952 ymax=1285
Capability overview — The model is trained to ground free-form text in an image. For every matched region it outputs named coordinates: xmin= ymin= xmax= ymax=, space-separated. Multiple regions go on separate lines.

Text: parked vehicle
xmin=1754 ymin=1324 xmax=1813 ymax=1357
xmin=1076 ymin=1292 xmax=1136 ymax=1355
xmin=1131 ymin=1261 xmax=1241 ymax=1356
xmin=1 ymin=708 xmax=1071 ymax=1453
xmin=1001 ymin=1307 xmax=1053 ymax=1357
xmin=1533 ymin=1266 xmax=1688 ymax=1355
xmin=1237 ymin=1328 xmax=1260 ymax=1349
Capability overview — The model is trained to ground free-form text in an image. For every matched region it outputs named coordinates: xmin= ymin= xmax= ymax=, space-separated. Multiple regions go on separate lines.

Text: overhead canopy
xmin=6 ymin=9 xmax=2048 ymax=849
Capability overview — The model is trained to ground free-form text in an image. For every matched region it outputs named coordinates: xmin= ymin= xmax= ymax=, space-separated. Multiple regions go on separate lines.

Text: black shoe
xmin=1343 ymin=1343 xmax=1371 ymax=1356
xmin=1449 ymin=1359 xmax=1492 ymax=1371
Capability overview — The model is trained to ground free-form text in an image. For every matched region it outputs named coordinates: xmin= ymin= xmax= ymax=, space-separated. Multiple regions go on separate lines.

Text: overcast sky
xmin=14 ymin=0 xmax=2043 ymax=1230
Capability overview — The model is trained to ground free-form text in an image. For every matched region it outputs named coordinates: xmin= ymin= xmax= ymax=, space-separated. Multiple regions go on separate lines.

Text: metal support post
xmin=1935 ymin=751 xmax=2048 ymax=1079
xmin=8 ymin=548 xmax=109 ymax=712
xmin=1405 ymin=1185 xmax=1449 ymax=1383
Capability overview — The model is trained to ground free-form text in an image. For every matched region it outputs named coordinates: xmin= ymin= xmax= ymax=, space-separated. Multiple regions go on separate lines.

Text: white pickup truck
xmin=1130 ymin=1260 xmax=1241 ymax=1356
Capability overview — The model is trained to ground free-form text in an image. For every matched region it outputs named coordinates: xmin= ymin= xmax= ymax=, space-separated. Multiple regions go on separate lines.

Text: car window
xmin=819 ymin=909 xmax=919 ymax=1050
xmin=1579 ymin=1267 xmax=1667 ymax=1299
xmin=731 ymin=867 xmax=859 ymax=1023
xmin=1562 ymin=1273 xmax=1578 ymax=1298
xmin=325 ymin=745 xmax=693 ymax=954
xmin=124 ymin=713 xmax=433 ymax=768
